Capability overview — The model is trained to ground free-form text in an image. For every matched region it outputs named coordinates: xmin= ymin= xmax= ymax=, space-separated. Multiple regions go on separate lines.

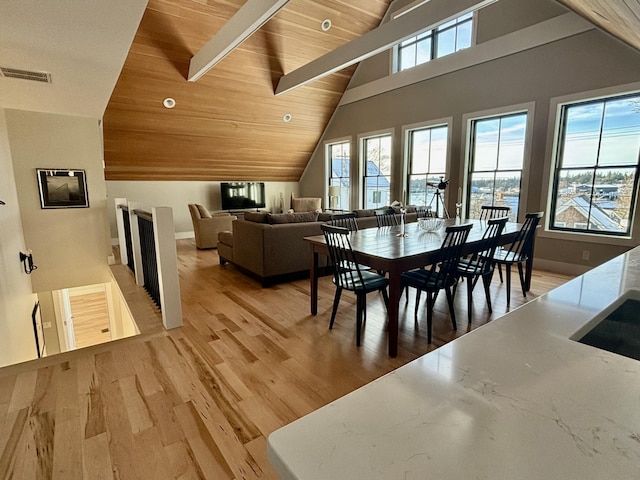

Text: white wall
xmin=106 ymin=180 xmax=300 ymax=240
xmin=6 ymin=110 xmax=113 ymax=293
xmin=0 ymin=109 xmax=39 ymax=367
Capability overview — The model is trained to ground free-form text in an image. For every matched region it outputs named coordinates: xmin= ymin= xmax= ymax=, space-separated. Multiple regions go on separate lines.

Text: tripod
xmin=428 ymin=188 xmax=449 ymax=218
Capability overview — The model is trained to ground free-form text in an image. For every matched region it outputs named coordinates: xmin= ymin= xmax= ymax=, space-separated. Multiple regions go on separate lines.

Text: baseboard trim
xmin=534 ymin=258 xmax=591 ymax=276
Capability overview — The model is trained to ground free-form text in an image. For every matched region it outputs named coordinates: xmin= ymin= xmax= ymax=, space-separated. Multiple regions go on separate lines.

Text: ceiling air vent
xmin=0 ymin=67 xmax=51 ymax=83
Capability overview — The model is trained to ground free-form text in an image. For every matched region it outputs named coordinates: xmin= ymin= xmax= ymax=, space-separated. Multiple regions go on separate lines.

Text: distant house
xmin=554 ymin=195 xmax=622 ymax=231
xmin=571 ymin=184 xmax=619 ymax=199
xmin=364 ymin=161 xmax=391 ymax=207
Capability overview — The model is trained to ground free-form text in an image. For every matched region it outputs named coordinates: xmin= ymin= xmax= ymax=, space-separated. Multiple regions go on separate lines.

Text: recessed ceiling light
xmin=321 ymin=19 xmax=332 ymax=32
xmin=163 ymin=97 xmax=176 ymax=109
xmin=283 ymin=113 xmax=292 ymax=122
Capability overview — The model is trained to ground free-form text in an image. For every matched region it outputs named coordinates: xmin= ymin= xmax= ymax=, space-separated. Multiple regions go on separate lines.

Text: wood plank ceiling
xmin=103 ymin=0 xmax=391 ymax=182
xmin=103 ymin=0 xmax=640 ymax=182
xmin=557 ymin=0 xmax=640 ymax=52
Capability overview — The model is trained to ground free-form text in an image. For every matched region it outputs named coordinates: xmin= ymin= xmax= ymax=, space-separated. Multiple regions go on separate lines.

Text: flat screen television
xmin=220 ymin=182 xmax=266 ymax=210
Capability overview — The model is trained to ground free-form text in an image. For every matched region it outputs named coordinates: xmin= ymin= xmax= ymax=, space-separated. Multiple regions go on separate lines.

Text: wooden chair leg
xmin=466 ymin=275 xmax=473 ymax=324
xmin=445 ymin=286 xmax=457 ymax=331
xmin=426 ymin=291 xmax=433 ymax=343
xmin=329 ymin=287 xmax=342 ymax=329
xmin=505 ymin=264 xmax=512 ymax=305
xmin=482 ymin=273 xmax=493 ymax=313
xmin=356 ymin=294 xmax=364 ymax=346
xmin=517 ymin=262 xmax=527 ymax=297
xmin=414 ymin=289 xmax=422 ymax=321
xmin=381 ymin=288 xmax=390 ymax=313
xmin=497 ymin=263 xmax=503 ymax=283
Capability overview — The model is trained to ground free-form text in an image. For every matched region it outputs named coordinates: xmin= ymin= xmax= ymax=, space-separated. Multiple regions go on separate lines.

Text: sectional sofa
xmin=217 ymin=208 xmax=418 ymax=286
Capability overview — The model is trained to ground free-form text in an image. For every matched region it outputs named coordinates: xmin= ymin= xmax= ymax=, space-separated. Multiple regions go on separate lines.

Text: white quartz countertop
xmin=267 ymin=247 xmax=640 ymax=479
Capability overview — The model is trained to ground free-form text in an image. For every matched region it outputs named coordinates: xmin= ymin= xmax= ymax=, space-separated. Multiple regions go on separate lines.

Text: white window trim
xmin=390 ymin=11 xmax=477 ymax=75
xmin=461 ymin=101 xmax=535 ymax=221
xmin=539 ymin=81 xmax=640 ymax=246
xmin=325 ymin=136 xmax=353 ymax=210
xmin=402 ymin=117 xmax=453 ymax=205
xmin=358 ymin=128 xmax=395 ymax=210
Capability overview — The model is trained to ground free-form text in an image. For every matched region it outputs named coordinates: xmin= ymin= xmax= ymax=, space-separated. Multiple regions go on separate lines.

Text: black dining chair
xmin=321 ymin=224 xmax=390 ymax=346
xmin=479 ymin=205 xmax=511 ymax=220
xmin=375 ymin=208 xmax=398 ymax=227
xmin=330 ymin=212 xmax=358 ymax=231
xmin=454 ymin=216 xmax=508 ymax=323
xmin=491 ymin=211 xmax=544 ymax=305
xmin=401 ymin=223 xmax=473 ymax=343
xmin=416 ymin=206 xmax=434 ymax=218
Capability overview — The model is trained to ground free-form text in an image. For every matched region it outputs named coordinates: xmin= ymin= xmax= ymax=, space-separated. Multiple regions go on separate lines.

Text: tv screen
xmin=220 ymin=182 xmax=266 ymax=210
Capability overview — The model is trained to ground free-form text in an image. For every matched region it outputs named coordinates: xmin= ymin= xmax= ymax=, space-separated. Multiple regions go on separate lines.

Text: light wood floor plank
xmin=0 ymin=238 xmax=573 ymax=479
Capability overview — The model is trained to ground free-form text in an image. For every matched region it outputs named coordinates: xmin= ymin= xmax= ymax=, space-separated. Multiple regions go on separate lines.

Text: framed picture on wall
xmin=36 ymin=168 xmax=89 ymax=208
xmin=32 ymin=301 xmax=46 ymax=358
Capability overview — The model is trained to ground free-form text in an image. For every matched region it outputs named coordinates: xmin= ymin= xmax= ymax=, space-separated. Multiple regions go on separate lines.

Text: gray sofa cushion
xmin=267 ymin=212 xmax=319 ymax=224
xmin=244 ymin=211 xmax=269 ymax=223
xmin=353 ymin=208 xmax=376 ymax=218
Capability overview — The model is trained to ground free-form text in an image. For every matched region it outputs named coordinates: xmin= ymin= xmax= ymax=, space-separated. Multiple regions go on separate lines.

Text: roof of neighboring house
xmin=555 ymin=195 xmax=621 ymax=230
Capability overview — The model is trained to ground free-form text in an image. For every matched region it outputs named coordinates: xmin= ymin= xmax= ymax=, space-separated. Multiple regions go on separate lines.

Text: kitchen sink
xmin=571 ymin=289 xmax=640 ymax=361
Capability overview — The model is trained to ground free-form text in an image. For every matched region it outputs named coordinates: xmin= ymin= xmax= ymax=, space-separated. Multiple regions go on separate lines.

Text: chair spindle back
xmin=375 ymin=208 xmax=398 ymax=227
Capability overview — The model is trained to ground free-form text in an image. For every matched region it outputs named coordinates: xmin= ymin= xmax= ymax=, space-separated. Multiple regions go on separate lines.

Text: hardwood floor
xmin=0 ymin=239 xmax=572 ymax=479
xmin=69 ymin=292 xmax=112 ymax=349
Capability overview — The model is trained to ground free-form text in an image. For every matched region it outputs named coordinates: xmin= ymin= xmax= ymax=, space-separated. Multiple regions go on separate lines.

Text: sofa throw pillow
xmin=196 ymin=204 xmax=212 ymax=218
xmin=244 ymin=211 xmax=268 ymax=223
xmin=267 ymin=212 xmax=319 ymax=224
xmin=292 ymin=197 xmax=322 ymax=212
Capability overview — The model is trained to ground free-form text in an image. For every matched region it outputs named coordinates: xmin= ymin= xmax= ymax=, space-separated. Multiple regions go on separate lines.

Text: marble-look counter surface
xmin=267 ymin=247 xmax=640 ymax=479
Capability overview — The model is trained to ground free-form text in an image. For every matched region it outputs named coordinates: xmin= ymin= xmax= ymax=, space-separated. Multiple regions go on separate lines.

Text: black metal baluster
xmin=136 ymin=211 xmax=161 ymax=309
xmin=121 ymin=206 xmax=135 ymax=274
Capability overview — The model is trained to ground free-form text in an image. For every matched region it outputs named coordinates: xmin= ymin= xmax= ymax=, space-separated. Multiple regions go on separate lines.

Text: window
xmin=549 ymin=93 xmax=640 ymax=236
xmin=327 ymin=141 xmax=351 ymax=210
xmin=467 ymin=112 xmax=528 ymax=221
xmin=362 ymin=134 xmax=392 ymax=208
xmin=396 ymin=13 xmax=472 ymax=72
xmin=406 ymin=124 xmax=448 ymax=213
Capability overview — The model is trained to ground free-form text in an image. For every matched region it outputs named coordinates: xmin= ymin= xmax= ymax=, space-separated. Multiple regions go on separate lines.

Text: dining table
xmin=304 ymin=218 xmax=527 ymax=357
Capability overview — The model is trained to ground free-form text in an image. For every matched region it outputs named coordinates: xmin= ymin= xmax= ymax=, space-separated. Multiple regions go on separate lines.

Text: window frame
xmin=402 ymin=117 xmax=453 ymax=209
xmin=539 ymin=82 xmax=640 ymax=246
xmin=548 ymin=93 xmax=640 ymax=237
xmin=461 ymin=102 xmax=535 ymax=221
xmin=359 ymin=129 xmax=394 ymax=209
xmin=393 ymin=12 xmax=475 ymax=73
xmin=325 ymin=137 xmax=353 ymax=211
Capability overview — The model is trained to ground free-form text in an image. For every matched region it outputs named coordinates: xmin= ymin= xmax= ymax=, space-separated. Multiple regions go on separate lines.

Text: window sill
xmin=538 ymin=228 xmax=635 ymax=247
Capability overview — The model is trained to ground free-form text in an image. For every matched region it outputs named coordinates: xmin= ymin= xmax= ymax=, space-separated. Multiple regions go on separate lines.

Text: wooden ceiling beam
xmin=275 ymin=0 xmax=497 ymax=96
xmin=188 ymin=0 xmax=290 ymax=82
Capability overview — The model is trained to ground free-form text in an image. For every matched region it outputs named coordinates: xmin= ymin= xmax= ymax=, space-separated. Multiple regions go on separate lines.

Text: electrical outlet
xmin=582 ymin=250 xmax=590 ymax=261
xmin=43 ymin=321 xmax=52 ymax=328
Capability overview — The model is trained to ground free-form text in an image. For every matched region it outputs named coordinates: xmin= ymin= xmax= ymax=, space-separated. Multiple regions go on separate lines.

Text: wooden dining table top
xmin=305 ymin=218 xmax=522 ymax=262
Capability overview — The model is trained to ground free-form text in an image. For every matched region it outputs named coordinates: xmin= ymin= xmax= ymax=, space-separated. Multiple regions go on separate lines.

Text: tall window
xmin=363 ymin=134 xmax=392 ymax=209
xmin=407 ymin=125 xmax=448 ymax=212
xmin=550 ymin=93 xmax=640 ymax=236
xmin=327 ymin=141 xmax=351 ymax=210
xmin=397 ymin=13 xmax=472 ymax=72
xmin=467 ymin=112 xmax=527 ymax=221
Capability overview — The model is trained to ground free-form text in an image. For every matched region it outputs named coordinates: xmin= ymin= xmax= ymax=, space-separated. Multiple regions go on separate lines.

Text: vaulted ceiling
xmin=102 ymin=0 xmax=391 ymax=181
